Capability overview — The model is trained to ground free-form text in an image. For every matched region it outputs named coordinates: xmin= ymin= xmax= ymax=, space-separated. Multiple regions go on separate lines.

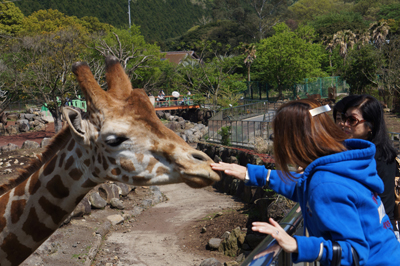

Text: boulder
xmin=99 ymin=183 xmax=120 ymax=203
xmin=21 ymin=114 xmax=36 ymax=121
xmin=89 ymin=192 xmax=107 ymax=209
xmin=22 ymin=140 xmax=40 ymax=149
xmin=7 ymin=113 xmax=19 ymax=120
xmin=1 ymin=143 xmax=19 ymax=152
xmin=110 ymin=198 xmax=124 ymax=209
xmin=40 ymin=137 xmax=52 ymax=148
xmin=0 ymin=123 xmax=5 ymax=135
xmin=17 ymin=119 xmax=30 ymax=132
xmin=199 ymin=258 xmax=223 ymax=266
xmin=106 ymin=214 xmax=124 ymax=226
xmin=208 ymin=238 xmax=222 ymax=249
xmin=115 ymin=182 xmax=132 ymax=196
xmin=0 ymin=112 xmax=7 ymax=125
xmin=6 ymin=125 xmax=19 ymax=135
xmin=71 ymin=197 xmax=91 ymax=217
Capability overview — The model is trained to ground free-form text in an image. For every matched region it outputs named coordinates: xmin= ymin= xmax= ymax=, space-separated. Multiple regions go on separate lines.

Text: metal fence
xmin=211 ymin=101 xmax=275 ymax=121
xmin=207 ymin=120 xmax=273 ymax=147
xmin=244 ymin=76 xmax=350 ymax=101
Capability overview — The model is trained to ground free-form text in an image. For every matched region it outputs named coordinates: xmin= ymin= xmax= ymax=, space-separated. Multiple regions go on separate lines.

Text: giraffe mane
xmin=0 ymin=125 xmax=72 ymax=196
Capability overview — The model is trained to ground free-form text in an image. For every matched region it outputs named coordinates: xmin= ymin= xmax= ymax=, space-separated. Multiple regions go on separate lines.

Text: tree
xmin=177 ymin=40 xmax=245 ymax=110
xmin=0 ymin=26 xmax=91 ymax=132
xmin=325 ymin=29 xmax=357 ymax=68
xmin=369 ymin=20 xmax=390 ymax=49
xmin=289 ymin=0 xmax=353 ymax=22
xmin=339 ymin=44 xmax=382 ymax=95
xmin=91 ymin=26 xmax=165 ymax=90
xmin=0 ymin=2 xmax=24 ymax=35
xmin=250 ymin=0 xmax=291 ymax=40
xmin=243 ymin=43 xmax=257 ymax=83
xmin=254 ymin=23 xmax=326 ymax=98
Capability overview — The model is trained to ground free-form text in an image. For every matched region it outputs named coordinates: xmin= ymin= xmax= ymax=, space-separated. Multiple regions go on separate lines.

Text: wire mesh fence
xmin=244 ymin=76 xmax=350 ymax=101
xmin=207 ymin=120 xmax=273 ymax=147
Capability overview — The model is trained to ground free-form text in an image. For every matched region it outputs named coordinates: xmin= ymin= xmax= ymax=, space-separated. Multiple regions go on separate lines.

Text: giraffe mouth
xmin=182 ymin=172 xmax=221 ymax=188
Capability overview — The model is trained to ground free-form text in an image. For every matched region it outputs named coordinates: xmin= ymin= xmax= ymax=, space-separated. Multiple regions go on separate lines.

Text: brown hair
xmin=273 ymin=99 xmax=348 ymax=180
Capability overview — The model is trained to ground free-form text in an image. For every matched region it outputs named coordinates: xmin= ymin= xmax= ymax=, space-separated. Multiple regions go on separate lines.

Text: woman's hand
xmin=252 ymin=218 xmax=298 ymax=254
xmin=210 ymin=162 xmax=247 ymax=180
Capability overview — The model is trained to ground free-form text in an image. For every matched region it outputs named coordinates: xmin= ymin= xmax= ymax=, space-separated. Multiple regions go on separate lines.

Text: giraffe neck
xmin=0 ymin=128 xmax=98 ymax=266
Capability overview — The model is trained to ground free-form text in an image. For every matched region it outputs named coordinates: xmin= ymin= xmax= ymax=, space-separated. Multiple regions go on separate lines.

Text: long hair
xmin=343 ymin=94 xmax=396 ymax=163
xmin=332 ymin=95 xmax=358 ymax=122
xmin=273 ymin=99 xmax=348 ymax=180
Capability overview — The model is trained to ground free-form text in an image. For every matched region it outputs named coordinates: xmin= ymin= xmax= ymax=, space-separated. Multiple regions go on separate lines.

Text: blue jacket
xmin=246 ymin=139 xmax=400 ymax=265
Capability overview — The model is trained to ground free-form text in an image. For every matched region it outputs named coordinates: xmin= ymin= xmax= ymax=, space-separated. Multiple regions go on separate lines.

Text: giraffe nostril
xmin=191 ymin=153 xmax=207 ymax=162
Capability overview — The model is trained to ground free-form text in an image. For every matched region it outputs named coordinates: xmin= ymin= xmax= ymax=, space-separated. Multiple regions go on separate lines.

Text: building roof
xmin=161 ymin=51 xmax=199 ymax=65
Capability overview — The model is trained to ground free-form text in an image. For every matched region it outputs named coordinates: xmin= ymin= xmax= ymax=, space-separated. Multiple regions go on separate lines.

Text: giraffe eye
xmin=105 ymin=136 xmax=128 ymax=147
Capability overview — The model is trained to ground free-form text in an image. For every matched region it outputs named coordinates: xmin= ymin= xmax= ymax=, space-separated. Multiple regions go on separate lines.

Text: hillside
xmin=14 ymin=0 xmax=210 ymax=42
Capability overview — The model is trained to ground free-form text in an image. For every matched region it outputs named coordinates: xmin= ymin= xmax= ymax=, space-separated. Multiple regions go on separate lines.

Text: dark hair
xmin=343 ymin=94 xmax=396 ymax=163
xmin=273 ymin=99 xmax=348 ymax=180
xmin=333 ymin=95 xmax=359 ymax=122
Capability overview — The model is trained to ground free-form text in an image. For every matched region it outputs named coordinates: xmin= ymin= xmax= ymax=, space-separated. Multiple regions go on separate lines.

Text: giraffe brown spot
xmin=23 ymin=207 xmax=53 ymax=242
xmin=102 ymin=156 xmax=108 ymax=171
xmin=43 ymin=155 xmax=57 ymax=176
xmin=75 ymin=193 xmax=87 ymax=206
xmin=47 ymin=175 xmax=69 ymax=199
xmin=14 ymin=178 xmax=29 ymax=197
xmin=84 ymin=159 xmax=91 ymax=167
xmin=76 ymin=148 xmax=82 ymax=158
xmin=39 ymin=196 xmax=69 ymax=225
xmin=111 ymin=168 xmax=121 ymax=175
xmin=122 ymin=175 xmax=129 ymax=183
xmin=156 ymin=166 xmax=170 ymax=176
xmin=69 ymin=168 xmax=83 ymax=181
xmin=120 ymin=158 xmax=136 ymax=172
xmin=0 ymin=192 xmax=10 ymax=232
xmin=98 ymin=153 xmax=102 ymax=164
xmin=94 ymin=167 xmax=101 ymax=175
xmin=1 ymin=233 xmax=33 ymax=266
xmin=64 ymin=156 xmax=74 ymax=171
xmin=108 ymin=156 xmax=116 ymax=165
xmin=92 ymin=171 xmax=99 ymax=178
xmin=29 ymin=171 xmax=41 ymax=195
xmin=58 ymin=152 xmax=66 ymax=168
xmin=11 ymin=199 xmax=27 ymax=224
xmin=67 ymin=139 xmax=75 ymax=151
xmin=136 ymin=154 xmax=144 ymax=163
xmin=146 ymin=157 xmax=159 ymax=173
xmin=81 ymin=178 xmax=97 ymax=188
xmin=92 ymin=155 xmax=95 ymax=162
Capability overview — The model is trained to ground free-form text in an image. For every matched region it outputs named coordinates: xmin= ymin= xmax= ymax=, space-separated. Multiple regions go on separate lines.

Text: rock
xmin=89 ymin=192 xmax=107 ymax=209
xmin=6 ymin=125 xmax=19 ymax=135
xmin=22 ymin=140 xmax=40 ymax=149
xmin=18 ymin=121 xmax=30 ymax=132
xmin=221 ymin=231 xmax=230 ymax=239
xmin=110 ymin=198 xmax=124 ymax=209
xmin=199 ymin=258 xmax=223 ymax=266
xmin=99 ymin=183 xmax=120 ymax=203
xmin=0 ymin=123 xmax=5 ymax=135
xmin=225 ymin=261 xmax=239 ymax=266
xmin=0 ymin=143 xmax=19 ymax=152
xmin=0 ymin=113 xmax=7 ymax=125
xmin=40 ymin=137 xmax=52 ymax=148
xmin=71 ymin=197 xmax=91 ymax=217
xmin=21 ymin=114 xmax=36 ymax=121
xmin=115 ymin=182 xmax=132 ymax=196
xmin=96 ymin=221 xmax=112 ymax=237
xmin=7 ymin=113 xmax=19 ymax=120
xmin=107 ymin=214 xmax=124 ymax=226
xmin=208 ymin=238 xmax=222 ymax=249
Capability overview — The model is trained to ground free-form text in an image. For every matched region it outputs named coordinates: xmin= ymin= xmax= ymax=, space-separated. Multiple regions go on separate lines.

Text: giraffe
xmin=0 ymin=56 xmax=220 ymax=266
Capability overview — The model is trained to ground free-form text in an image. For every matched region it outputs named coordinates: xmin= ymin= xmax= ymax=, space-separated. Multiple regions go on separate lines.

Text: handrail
xmin=240 ymin=204 xmax=303 ymax=266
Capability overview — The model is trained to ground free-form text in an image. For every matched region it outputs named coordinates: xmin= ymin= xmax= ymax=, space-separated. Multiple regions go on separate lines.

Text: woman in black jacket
xmin=341 ymin=94 xmax=398 ymax=230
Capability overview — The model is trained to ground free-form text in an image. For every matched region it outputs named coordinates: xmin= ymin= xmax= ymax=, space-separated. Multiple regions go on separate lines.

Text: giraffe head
xmin=62 ymin=56 xmax=219 ymax=188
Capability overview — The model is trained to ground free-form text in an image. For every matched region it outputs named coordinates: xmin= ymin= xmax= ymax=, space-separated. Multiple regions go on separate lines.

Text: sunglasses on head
xmin=340 ymin=113 xmax=366 ymax=127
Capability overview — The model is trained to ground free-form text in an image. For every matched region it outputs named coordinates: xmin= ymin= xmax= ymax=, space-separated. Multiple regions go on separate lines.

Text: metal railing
xmin=211 ymin=101 xmax=272 ymax=121
xmin=240 ymin=204 xmax=303 ymax=266
xmin=207 ymin=120 xmax=273 ymax=147
xmin=154 ymin=95 xmax=194 ymax=108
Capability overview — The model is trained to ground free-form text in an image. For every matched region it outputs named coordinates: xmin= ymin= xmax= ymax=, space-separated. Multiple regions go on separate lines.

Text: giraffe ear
xmin=62 ymin=107 xmax=85 ymax=138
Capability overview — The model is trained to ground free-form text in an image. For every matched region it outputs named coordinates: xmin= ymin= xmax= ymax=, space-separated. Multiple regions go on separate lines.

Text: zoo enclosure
xmin=244 ymin=76 xmax=349 ymax=101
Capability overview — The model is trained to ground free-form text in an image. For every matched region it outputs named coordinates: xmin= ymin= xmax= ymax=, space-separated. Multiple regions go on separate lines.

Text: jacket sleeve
xmin=246 ymin=164 xmax=301 ymax=202
xmin=292 ymin=181 xmax=369 ymax=265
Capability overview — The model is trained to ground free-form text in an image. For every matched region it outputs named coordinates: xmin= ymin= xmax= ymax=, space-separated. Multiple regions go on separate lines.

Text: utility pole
xmin=128 ymin=0 xmax=131 ymax=29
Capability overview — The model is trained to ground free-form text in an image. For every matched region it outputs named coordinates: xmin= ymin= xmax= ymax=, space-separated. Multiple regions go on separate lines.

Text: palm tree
xmin=325 ymin=30 xmax=357 ymax=69
xmin=369 ymin=21 xmax=390 ymax=49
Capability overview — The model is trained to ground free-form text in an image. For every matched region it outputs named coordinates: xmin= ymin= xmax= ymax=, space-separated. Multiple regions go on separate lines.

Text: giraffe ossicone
xmin=0 ymin=56 xmax=220 ymax=266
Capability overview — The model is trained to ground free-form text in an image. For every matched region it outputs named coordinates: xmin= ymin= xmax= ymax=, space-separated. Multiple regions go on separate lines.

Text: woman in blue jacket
xmin=211 ymin=99 xmax=400 ymax=266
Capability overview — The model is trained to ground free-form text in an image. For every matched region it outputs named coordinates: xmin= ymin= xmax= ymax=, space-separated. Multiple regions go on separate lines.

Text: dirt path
xmin=94 ymin=183 xmax=245 ymax=266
